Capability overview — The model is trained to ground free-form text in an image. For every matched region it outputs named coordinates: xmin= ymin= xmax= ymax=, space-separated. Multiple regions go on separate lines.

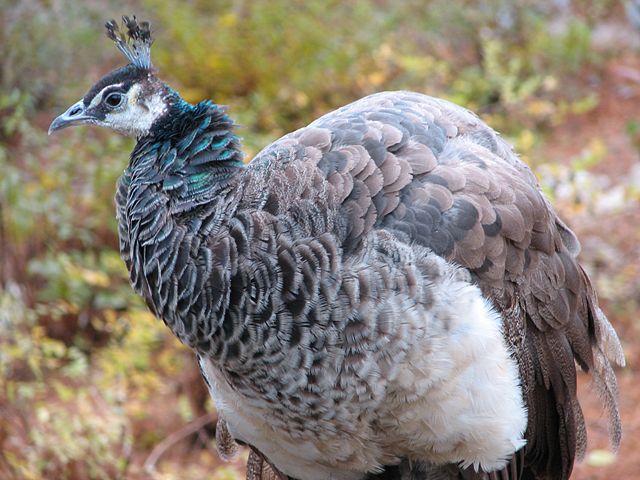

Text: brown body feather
xmin=242 ymin=91 xmax=623 ymax=479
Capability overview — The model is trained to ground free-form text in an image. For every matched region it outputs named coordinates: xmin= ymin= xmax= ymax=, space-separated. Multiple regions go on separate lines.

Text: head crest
xmin=105 ymin=16 xmax=153 ymax=70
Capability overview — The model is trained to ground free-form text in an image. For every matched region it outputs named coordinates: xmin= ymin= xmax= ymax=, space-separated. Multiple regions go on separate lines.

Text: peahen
xmin=49 ymin=16 xmax=624 ymax=480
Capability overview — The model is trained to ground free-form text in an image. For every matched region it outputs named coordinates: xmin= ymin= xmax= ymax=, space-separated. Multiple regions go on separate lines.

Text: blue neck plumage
xmin=129 ymin=96 xmax=245 ymax=213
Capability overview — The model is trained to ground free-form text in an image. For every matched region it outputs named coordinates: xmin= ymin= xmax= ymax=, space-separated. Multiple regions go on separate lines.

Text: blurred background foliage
xmin=1 ymin=0 xmax=639 ymax=479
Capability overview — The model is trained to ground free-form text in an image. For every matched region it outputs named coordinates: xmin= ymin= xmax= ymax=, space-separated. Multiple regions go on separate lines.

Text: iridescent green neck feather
xmin=129 ymin=96 xmax=245 ymax=212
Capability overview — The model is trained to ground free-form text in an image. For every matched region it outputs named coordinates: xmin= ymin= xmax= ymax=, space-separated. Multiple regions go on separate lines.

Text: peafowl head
xmin=49 ymin=16 xmax=174 ymax=138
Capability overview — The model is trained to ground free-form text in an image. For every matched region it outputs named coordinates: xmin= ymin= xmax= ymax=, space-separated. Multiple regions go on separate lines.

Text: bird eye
xmin=104 ymin=92 xmax=125 ymax=109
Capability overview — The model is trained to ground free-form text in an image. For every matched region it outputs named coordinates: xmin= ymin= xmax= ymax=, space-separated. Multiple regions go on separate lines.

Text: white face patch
xmin=97 ymin=83 xmax=168 ymax=137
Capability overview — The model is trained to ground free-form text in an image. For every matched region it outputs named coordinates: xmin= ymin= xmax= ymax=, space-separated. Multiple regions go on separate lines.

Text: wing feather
xmin=248 ymin=91 xmax=623 ymax=479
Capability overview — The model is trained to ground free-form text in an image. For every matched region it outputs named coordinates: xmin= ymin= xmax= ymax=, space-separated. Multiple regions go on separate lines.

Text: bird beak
xmin=48 ymin=100 xmax=93 ymax=135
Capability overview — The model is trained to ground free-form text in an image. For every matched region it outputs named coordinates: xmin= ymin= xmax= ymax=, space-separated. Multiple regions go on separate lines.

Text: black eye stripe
xmin=82 ymin=64 xmax=144 ymax=106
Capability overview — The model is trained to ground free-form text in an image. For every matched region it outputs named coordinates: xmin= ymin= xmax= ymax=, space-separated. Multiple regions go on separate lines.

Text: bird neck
xmin=128 ymin=97 xmax=245 ymax=210
xmin=120 ymin=96 xmax=254 ymax=355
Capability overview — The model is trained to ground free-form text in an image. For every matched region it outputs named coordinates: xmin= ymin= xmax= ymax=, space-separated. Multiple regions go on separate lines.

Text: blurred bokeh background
xmin=1 ymin=0 xmax=639 ymax=478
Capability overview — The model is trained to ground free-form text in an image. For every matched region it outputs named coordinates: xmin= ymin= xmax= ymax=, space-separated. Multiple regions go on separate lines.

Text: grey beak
xmin=48 ymin=100 xmax=92 ymax=135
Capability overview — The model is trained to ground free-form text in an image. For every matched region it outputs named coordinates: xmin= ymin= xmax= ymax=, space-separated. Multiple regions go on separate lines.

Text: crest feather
xmin=105 ymin=15 xmax=153 ymax=70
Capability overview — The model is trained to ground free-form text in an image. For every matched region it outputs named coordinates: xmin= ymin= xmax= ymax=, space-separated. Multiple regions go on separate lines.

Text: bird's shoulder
xmin=247 ymin=89 xmax=624 ymax=479
xmin=247 ymin=90 xmax=554 ymax=284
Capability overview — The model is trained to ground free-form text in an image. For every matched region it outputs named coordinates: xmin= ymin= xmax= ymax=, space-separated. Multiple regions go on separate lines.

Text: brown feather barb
xmin=105 ymin=15 xmax=153 ymax=70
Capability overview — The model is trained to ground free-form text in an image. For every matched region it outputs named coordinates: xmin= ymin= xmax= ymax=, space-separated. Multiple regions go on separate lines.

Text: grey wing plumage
xmin=248 ymin=91 xmax=624 ymax=479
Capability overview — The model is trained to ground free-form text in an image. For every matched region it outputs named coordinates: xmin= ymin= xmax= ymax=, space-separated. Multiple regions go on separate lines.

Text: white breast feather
xmin=200 ymin=268 xmax=527 ymax=479
xmin=380 ymin=279 xmax=527 ymax=472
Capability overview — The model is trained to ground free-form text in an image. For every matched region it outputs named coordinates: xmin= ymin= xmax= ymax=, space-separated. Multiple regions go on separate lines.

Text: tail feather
xmin=585 ymin=272 xmax=624 ymax=451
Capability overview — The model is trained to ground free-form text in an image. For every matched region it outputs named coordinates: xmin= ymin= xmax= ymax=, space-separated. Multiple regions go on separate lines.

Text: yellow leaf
xmin=517 ymin=129 xmax=536 ymax=152
xmin=586 ymin=449 xmax=616 ymax=467
xmin=79 ymin=268 xmax=110 ymax=287
xmin=367 ymin=72 xmax=386 ymax=87
xmin=220 ymin=12 xmax=238 ymax=27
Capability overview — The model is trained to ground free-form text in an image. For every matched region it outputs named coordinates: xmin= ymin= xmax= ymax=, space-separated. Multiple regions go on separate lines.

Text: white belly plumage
xmin=199 ymin=277 xmax=527 ymax=480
